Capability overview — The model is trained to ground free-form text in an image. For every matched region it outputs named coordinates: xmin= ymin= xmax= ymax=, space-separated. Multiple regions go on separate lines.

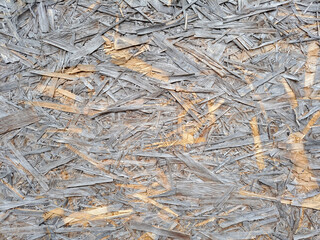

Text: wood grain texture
xmin=0 ymin=108 xmax=39 ymax=135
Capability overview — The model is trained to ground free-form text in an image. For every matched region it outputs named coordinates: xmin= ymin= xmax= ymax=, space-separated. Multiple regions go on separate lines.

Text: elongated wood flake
xmin=0 ymin=108 xmax=39 ymax=135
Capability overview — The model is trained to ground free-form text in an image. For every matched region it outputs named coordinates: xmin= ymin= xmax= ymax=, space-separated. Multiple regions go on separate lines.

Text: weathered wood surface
xmin=0 ymin=108 xmax=39 ymax=135
xmin=0 ymin=0 xmax=320 ymax=239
